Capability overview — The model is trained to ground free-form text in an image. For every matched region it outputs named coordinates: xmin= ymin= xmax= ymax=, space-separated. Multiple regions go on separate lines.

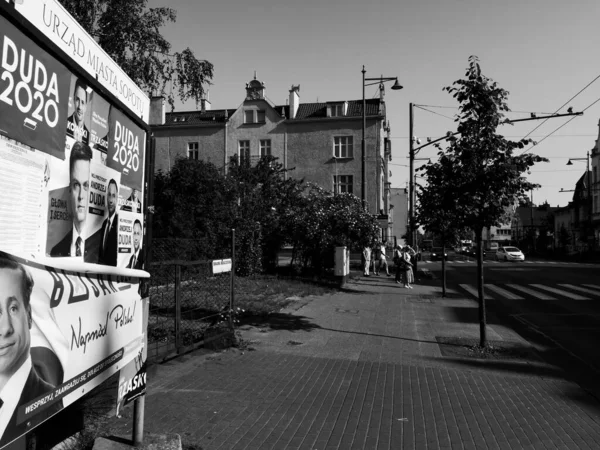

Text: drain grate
xmin=335 ymin=308 xmax=359 ymax=314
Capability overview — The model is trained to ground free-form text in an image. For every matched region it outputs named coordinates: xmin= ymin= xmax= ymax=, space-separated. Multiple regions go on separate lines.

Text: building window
xmin=244 ymin=110 xmax=254 ymax=124
xmin=257 ymin=110 xmax=266 ymax=123
xmin=188 ymin=142 xmax=199 ymax=160
xmin=260 ymin=139 xmax=271 ymax=157
xmin=239 ymin=140 xmax=250 ymax=165
xmin=334 ymin=136 xmax=353 ymax=158
xmin=334 ymin=175 xmax=353 ymax=194
xmin=331 ymin=104 xmax=344 ymax=117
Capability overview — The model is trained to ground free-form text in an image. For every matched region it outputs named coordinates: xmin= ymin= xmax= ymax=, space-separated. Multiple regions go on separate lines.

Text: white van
xmin=488 ymin=242 xmax=499 ymax=252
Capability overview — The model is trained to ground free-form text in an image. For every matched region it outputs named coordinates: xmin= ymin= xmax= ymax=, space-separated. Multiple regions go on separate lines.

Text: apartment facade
xmin=150 ymin=76 xmax=393 ymax=223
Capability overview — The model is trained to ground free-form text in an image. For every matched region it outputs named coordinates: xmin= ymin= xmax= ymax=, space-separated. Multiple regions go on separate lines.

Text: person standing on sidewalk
xmin=403 ymin=245 xmax=417 ymax=288
xmin=362 ymin=245 xmax=372 ymax=276
xmin=393 ymin=245 xmax=403 ymax=284
xmin=378 ymin=241 xmax=390 ymax=276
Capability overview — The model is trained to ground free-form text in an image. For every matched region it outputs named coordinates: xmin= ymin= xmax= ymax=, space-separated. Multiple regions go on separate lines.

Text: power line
xmin=521 ymin=72 xmax=600 ymax=142
xmin=389 ymin=134 xmax=596 ymax=139
xmin=414 ymin=105 xmax=455 ymax=121
xmin=522 ymin=94 xmax=600 ymax=152
xmin=413 ymin=103 xmax=558 ymax=115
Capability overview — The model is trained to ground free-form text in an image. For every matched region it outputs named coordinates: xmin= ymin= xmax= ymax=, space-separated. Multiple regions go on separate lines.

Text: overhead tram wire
xmin=522 ymin=94 xmax=600 ymax=153
xmin=521 ymin=72 xmax=600 ymax=142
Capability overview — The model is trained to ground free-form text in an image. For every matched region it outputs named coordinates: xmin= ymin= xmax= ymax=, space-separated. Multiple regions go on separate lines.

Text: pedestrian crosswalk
xmin=458 ymin=283 xmax=600 ymax=301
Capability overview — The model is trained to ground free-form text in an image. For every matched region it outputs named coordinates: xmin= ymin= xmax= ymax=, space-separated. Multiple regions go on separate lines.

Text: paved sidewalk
xmin=108 ymin=271 xmax=600 ymax=449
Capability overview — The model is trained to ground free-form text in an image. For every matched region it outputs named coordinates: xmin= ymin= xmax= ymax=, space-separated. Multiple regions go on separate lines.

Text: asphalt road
xmin=422 ymin=253 xmax=600 ymax=388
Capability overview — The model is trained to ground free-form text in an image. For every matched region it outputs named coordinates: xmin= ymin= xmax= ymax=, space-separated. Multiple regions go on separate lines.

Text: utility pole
xmin=409 ymin=103 xmax=414 ymax=247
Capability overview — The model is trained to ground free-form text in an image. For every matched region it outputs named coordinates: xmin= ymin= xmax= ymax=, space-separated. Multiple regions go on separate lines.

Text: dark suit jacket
xmin=0 ymin=367 xmax=62 ymax=447
xmin=66 ymin=113 xmax=89 ymax=145
xmin=50 ymin=230 xmax=98 ymax=264
xmin=98 ymin=214 xmax=118 ymax=266
xmin=127 ymin=250 xmax=144 ymax=270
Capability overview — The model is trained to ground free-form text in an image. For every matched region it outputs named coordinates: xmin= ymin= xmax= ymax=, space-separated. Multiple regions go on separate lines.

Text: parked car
xmin=495 ymin=246 xmax=525 ymax=262
xmin=462 ymin=247 xmax=486 ymax=258
xmin=430 ymin=247 xmax=448 ymax=261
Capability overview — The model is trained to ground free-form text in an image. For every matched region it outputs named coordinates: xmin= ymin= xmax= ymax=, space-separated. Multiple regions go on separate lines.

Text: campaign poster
xmin=0 ymin=137 xmax=50 ymax=256
xmin=108 ymin=108 xmax=145 ymax=191
xmin=90 ymin=168 xmax=122 ymax=267
xmin=0 ymin=17 xmax=70 ymax=160
xmin=65 ymin=73 xmax=92 ymax=147
xmin=119 ymin=185 xmax=142 ymax=215
xmin=117 ymin=211 xmax=144 ymax=270
xmin=90 ymin=94 xmax=110 ymax=165
xmin=0 ymin=250 xmax=144 ymax=448
xmin=116 ymin=298 xmax=148 ymax=416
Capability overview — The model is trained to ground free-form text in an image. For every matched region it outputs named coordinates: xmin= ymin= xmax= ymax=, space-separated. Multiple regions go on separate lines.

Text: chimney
xmin=200 ymin=91 xmax=211 ymax=113
xmin=289 ymin=85 xmax=300 ymax=119
xmin=150 ymin=96 xmax=165 ymax=125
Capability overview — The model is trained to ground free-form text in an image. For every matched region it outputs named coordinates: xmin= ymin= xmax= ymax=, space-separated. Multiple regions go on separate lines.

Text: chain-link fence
xmin=147 ymin=238 xmax=233 ymax=362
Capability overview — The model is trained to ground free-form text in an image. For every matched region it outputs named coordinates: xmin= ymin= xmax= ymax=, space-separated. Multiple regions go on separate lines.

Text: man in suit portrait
xmin=0 ymin=256 xmax=62 ymax=447
xmin=98 ymin=179 xmax=119 ymax=266
xmin=66 ymin=78 xmax=89 ymax=145
xmin=127 ymin=220 xmax=144 ymax=270
xmin=50 ymin=142 xmax=97 ymax=263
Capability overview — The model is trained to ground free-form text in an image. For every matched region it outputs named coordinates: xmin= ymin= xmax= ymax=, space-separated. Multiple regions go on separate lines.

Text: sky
xmin=148 ymin=0 xmax=600 ymax=208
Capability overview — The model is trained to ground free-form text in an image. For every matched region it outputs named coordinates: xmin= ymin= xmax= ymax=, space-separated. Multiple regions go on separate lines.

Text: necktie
xmin=103 ymin=219 xmax=110 ymax=249
xmin=132 ymin=255 xmax=136 ymax=268
xmin=76 ymin=237 xmax=82 ymax=257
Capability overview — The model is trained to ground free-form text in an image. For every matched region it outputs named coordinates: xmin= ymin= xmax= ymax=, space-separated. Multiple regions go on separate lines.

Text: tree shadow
xmin=241 ymin=312 xmax=321 ymax=331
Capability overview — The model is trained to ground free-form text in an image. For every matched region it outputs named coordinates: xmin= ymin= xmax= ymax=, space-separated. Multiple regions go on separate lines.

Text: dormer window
xmin=328 ymin=102 xmax=347 ymax=117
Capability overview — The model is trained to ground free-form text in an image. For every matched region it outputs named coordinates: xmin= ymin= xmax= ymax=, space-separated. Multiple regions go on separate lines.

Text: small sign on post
xmin=212 ymin=258 xmax=232 ymax=275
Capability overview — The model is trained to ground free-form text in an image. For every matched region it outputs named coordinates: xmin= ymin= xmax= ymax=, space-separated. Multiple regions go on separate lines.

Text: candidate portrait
xmin=66 ymin=78 xmax=90 ymax=145
xmin=122 ymin=188 xmax=141 ymax=214
xmin=98 ymin=179 xmax=119 ymax=266
xmin=50 ymin=142 xmax=98 ymax=263
xmin=0 ymin=256 xmax=62 ymax=446
xmin=127 ymin=219 xmax=144 ymax=270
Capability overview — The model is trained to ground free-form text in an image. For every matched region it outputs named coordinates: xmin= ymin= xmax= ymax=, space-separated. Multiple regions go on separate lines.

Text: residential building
xmin=150 ymin=76 xmax=394 ymax=233
xmin=511 ymin=202 xmax=559 ymax=254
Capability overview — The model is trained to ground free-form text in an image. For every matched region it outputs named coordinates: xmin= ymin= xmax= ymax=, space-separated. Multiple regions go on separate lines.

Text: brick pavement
xmin=108 ymin=272 xmax=600 ymax=449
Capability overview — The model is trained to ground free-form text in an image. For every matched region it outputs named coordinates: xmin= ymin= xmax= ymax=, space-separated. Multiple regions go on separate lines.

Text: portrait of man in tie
xmin=50 ymin=142 xmax=96 ymax=262
xmin=65 ymin=78 xmax=90 ymax=145
xmin=127 ymin=219 xmax=144 ymax=270
xmin=0 ymin=256 xmax=62 ymax=447
xmin=98 ymin=179 xmax=119 ymax=266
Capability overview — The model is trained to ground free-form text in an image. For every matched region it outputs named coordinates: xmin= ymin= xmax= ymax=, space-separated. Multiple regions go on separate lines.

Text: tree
xmin=288 ymin=185 xmax=380 ymax=274
xmin=416 ymin=155 xmax=470 ymax=297
xmin=61 ymin=0 xmax=214 ymax=109
xmin=438 ymin=56 xmax=548 ymax=347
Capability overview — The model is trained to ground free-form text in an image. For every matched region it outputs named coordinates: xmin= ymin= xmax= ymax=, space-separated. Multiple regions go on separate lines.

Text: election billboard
xmin=0 ymin=3 xmax=150 ymax=447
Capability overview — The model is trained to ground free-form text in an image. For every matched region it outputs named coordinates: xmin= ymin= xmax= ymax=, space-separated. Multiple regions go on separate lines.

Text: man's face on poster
xmin=74 ymin=86 xmax=87 ymax=126
xmin=107 ymin=182 xmax=117 ymax=217
xmin=0 ymin=268 xmax=31 ymax=378
xmin=133 ymin=223 xmax=142 ymax=252
xmin=70 ymin=159 xmax=90 ymax=232
xmin=132 ymin=189 xmax=138 ymax=201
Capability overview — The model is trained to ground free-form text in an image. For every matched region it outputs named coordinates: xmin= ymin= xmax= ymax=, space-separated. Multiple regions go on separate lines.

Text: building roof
xmin=513 ymin=205 xmax=559 ymax=227
xmin=163 ymin=99 xmax=384 ymax=126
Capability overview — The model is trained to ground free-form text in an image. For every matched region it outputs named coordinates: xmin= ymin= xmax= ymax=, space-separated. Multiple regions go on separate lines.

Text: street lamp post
xmin=566 ymin=151 xmax=592 ymax=249
xmin=361 ymin=66 xmax=402 ymax=210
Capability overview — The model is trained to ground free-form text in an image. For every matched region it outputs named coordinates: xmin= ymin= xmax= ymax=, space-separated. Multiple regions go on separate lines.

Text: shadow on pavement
xmin=317 ymin=326 xmax=469 ymax=347
xmin=242 ymin=312 xmax=321 ymax=332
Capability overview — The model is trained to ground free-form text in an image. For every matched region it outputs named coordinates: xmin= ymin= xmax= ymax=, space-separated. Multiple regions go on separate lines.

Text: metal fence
xmin=147 ymin=238 xmax=233 ymax=362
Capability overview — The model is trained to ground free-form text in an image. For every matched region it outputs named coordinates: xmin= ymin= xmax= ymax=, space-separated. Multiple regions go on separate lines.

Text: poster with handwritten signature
xmin=0 ymin=250 xmax=145 ymax=448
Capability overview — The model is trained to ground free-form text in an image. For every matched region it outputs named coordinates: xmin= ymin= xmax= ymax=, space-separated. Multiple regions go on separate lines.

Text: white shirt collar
xmin=0 ymin=356 xmax=32 ymax=437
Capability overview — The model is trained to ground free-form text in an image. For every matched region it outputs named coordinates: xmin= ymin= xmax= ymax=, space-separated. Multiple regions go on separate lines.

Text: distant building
xmin=389 ymin=187 xmax=409 ymax=246
xmin=150 ymin=76 xmax=394 ymax=233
